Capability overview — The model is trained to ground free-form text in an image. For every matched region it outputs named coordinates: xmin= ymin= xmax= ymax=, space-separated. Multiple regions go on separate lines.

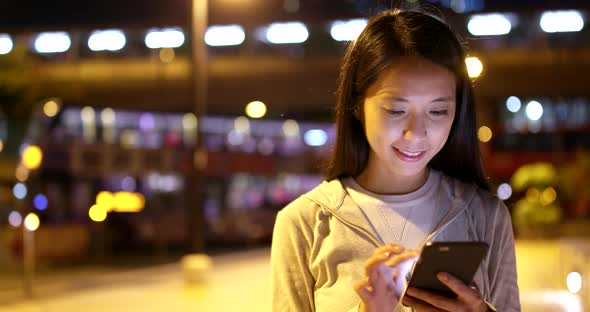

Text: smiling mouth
xmin=398 ymin=149 xmax=422 ymax=156
xmin=393 ymin=147 xmax=426 ymax=162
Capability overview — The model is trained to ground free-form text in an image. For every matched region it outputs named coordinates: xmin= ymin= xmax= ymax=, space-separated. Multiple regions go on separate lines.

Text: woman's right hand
xmin=354 ymin=244 xmax=419 ymax=312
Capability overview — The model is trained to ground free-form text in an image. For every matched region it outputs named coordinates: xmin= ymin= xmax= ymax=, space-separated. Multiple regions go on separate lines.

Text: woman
xmin=270 ymin=9 xmax=520 ymax=312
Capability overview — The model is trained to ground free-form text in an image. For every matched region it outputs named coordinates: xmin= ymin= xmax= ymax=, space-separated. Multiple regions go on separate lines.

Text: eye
xmin=430 ymin=110 xmax=449 ymax=116
xmin=384 ymin=109 xmax=405 ymax=116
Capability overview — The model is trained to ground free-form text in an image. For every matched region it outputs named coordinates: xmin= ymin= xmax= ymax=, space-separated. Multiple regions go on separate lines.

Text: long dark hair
xmin=325 ymin=9 xmax=489 ymax=191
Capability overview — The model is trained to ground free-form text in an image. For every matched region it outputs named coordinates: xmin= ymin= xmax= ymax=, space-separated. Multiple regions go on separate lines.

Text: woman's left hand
xmin=401 ymin=272 xmax=488 ymax=312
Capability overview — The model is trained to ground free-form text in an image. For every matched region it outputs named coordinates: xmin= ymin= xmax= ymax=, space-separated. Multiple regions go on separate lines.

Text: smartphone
xmin=404 ymin=241 xmax=489 ymax=299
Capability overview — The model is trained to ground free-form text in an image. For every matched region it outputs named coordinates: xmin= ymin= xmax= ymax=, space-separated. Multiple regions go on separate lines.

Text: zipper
xmin=418 ymin=204 xmax=467 ymax=247
xmin=418 ymin=188 xmax=476 ymax=248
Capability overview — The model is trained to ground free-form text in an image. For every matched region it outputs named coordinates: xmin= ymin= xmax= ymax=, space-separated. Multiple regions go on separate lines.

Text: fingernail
xmin=438 ymin=272 xmax=448 ymax=281
xmin=406 ymin=287 xmax=416 ymax=295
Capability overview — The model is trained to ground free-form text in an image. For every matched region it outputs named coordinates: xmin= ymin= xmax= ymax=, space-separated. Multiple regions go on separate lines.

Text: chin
xmin=390 ymin=163 xmax=428 ymax=177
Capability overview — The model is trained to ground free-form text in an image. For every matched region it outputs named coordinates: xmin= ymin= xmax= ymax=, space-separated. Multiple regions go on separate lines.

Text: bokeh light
xmin=114 ymin=192 xmax=145 ymax=213
xmin=330 ymin=19 xmax=367 ymax=41
xmin=467 ymin=13 xmax=512 ymax=36
xmin=265 ymin=22 xmax=309 ymax=44
xmin=205 ymin=25 xmax=245 ymax=47
xmin=139 ymin=113 xmax=156 ymax=131
xmin=33 ymin=194 xmax=48 ymax=211
xmin=43 ymin=100 xmax=60 ymax=117
xmin=34 ymin=32 xmax=71 ymax=53
xmin=541 ymin=187 xmax=557 ymax=205
xmin=13 ymin=183 xmax=28 ymax=199
xmin=89 ymin=204 xmax=107 ymax=222
xmin=465 ymin=56 xmax=484 ymax=78
xmin=121 ymin=177 xmax=137 ymax=192
xmin=478 ymin=126 xmax=493 ymax=143
xmin=16 ymin=165 xmax=30 ymax=182
xmin=245 ymin=101 xmax=267 ymax=119
xmin=540 ymin=10 xmax=584 ymax=33
xmin=88 ymin=29 xmax=126 ymax=51
xmin=506 ymin=96 xmax=522 ymax=113
xmin=182 ymin=113 xmax=198 ymax=130
xmin=0 ymin=34 xmax=13 ymax=55
xmin=566 ymin=272 xmax=582 ymax=294
xmin=145 ymin=28 xmax=185 ymax=49
xmin=282 ymin=120 xmax=300 ymax=138
xmin=234 ymin=116 xmax=250 ymax=134
xmin=100 ymin=108 xmax=116 ymax=125
xmin=159 ymin=47 xmax=175 ymax=63
xmin=497 ymin=183 xmax=513 ymax=200
xmin=22 ymin=145 xmax=43 ymax=170
xmin=8 ymin=211 xmax=22 ymax=227
xmin=96 ymin=191 xmax=115 ymax=211
xmin=526 ymin=101 xmax=544 ymax=121
xmin=511 ymin=162 xmax=557 ymax=192
xmin=24 ymin=213 xmax=40 ymax=231
xmin=81 ymin=106 xmax=96 ymax=124
xmin=304 ymin=129 xmax=328 ymax=147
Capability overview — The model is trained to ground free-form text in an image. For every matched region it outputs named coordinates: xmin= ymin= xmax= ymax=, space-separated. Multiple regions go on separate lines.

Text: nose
xmin=403 ymin=113 xmax=427 ymax=140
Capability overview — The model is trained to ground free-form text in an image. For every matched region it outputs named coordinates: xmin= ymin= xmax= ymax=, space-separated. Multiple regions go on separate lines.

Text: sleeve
xmin=270 ymin=209 xmax=316 ymax=312
xmin=485 ymin=199 xmax=521 ymax=312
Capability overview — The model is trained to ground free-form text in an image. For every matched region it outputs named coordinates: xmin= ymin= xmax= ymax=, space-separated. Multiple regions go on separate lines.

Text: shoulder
xmin=471 ymin=185 xmax=511 ymax=222
xmin=277 ymin=180 xmax=340 ymax=226
xmin=439 ymin=172 xmax=509 ymax=221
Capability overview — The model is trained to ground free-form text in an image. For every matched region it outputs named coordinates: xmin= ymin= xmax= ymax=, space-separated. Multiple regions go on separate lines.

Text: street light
xmin=465 ymin=56 xmax=483 ymax=78
xmin=23 ymin=212 xmax=40 ymax=297
xmin=34 ymin=32 xmax=71 ymax=54
xmin=205 ymin=25 xmax=245 ymax=46
xmin=191 ymin=0 xmax=209 ymax=253
xmin=88 ymin=29 xmax=126 ymax=51
xmin=0 ymin=34 xmax=13 ymax=55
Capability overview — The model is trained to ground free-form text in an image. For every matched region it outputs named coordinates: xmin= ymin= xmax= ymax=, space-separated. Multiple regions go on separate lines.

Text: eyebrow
xmin=389 ymin=96 xmax=455 ymax=103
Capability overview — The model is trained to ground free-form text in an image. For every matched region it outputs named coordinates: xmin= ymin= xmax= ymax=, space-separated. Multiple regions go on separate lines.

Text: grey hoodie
xmin=270 ymin=173 xmax=520 ymax=311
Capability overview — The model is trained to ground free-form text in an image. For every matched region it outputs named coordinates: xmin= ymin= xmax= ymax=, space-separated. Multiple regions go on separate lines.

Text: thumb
xmin=354 ymin=277 xmax=373 ymax=302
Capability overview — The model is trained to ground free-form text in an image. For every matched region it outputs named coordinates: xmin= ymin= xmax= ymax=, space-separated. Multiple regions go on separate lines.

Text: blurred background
xmin=0 ymin=0 xmax=589 ymax=311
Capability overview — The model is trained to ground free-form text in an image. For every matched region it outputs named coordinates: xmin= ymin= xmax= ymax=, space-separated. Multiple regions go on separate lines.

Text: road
xmin=0 ymin=241 xmax=587 ymax=311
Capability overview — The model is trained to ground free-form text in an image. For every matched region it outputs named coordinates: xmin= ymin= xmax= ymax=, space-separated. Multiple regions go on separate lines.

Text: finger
xmin=369 ymin=262 xmax=391 ymax=292
xmin=365 ymin=252 xmax=391 ymax=267
xmin=374 ymin=244 xmax=405 ymax=256
xmin=392 ymin=267 xmax=400 ymax=281
xmin=437 ymin=272 xmax=482 ymax=304
xmin=364 ymin=246 xmax=405 ymax=275
xmin=364 ymin=258 xmax=390 ymax=278
xmin=405 ymin=287 xmax=460 ymax=311
xmin=384 ymin=250 xmax=419 ymax=267
xmin=353 ymin=277 xmax=373 ymax=302
xmin=402 ymin=295 xmax=444 ymax=312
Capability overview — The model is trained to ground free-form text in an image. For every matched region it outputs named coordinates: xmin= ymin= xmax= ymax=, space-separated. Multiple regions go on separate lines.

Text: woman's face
xmin=361 ymin=56 xmax=457 ymax=181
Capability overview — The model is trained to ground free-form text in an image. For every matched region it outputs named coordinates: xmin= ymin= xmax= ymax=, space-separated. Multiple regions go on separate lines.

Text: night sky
xmin=0 ymin=0 xmax=588 ymax=31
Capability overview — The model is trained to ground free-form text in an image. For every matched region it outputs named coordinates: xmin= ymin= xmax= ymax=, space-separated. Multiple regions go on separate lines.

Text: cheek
xmin=365 ymin=115 xmax=401 ymax=146
xmin=428 ymin=120 xmax=454 ymax=147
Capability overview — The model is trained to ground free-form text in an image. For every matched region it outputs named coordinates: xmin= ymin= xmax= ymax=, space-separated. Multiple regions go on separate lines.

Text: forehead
xmin=367 ymin=56 xmax=456 ymax=96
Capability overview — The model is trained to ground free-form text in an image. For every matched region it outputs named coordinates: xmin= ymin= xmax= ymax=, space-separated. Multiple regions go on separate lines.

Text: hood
xmin=301 ymin=174 xmax=478 ymax=247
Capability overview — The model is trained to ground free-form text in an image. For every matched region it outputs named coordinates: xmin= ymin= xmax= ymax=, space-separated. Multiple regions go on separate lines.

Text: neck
xmin=355 ymin=165 xmax=430 ymax=195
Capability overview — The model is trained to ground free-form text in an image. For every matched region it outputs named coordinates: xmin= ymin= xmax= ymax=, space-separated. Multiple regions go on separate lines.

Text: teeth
xmin=398 ymin=149 xmax=422 ymax=157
